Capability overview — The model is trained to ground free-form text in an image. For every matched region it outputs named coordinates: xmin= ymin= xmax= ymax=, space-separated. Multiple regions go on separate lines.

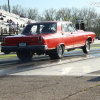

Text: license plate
xmin=19 ymin=43 xmax=26 ymax=47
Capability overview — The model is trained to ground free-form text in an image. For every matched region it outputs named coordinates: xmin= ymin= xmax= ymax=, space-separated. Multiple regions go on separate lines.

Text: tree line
xmin=0 ymin=4 xmax=100 ymax=37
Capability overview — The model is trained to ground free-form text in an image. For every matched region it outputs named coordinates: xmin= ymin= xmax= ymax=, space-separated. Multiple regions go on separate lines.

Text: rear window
xmin=22 ymin=23 xmax=57 ymax=35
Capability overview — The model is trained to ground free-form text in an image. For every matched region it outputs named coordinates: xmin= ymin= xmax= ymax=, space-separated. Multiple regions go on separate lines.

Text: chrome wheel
xmin=57 ymin=45 xmax=62 ymax=58
xmin=49 ymin=45 xmax=64 ymax=59
xmin=82 ymin=40 xmax=90 ymax=54
xmin=86 ymin=41 xmax=90 ymax=52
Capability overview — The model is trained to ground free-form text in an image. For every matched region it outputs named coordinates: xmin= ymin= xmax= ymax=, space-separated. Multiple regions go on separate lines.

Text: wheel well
xmin=62 ymin=44 xmax=65 ymax=48
xmin=87 ymin=37 xmax=92 ymax=44
xmin=58 ymin=44 xmax=65 ymax=49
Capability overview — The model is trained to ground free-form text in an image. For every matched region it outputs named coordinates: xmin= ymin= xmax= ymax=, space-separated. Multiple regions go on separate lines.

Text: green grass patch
xmin=0 ymin=44 xmax=1 ymax=51
xmin=65 ymin=46 xmax=100 ymax=52
xmin=0 ymin=54 xmax=17 ymax=59
xmin=75 ymin=46 xmax=100 ymax=51
xmin=91 ymin=46 xmax=100 ymax=49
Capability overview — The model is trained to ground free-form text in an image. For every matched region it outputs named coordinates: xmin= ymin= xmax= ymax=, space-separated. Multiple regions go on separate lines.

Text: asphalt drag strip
xmin=0 ymin=49 xmax=100 ymax=76
xmin=0 ymin=49 xmax=100 ymax=100
xmin=0 ymin=50 xmax=100 ymax=76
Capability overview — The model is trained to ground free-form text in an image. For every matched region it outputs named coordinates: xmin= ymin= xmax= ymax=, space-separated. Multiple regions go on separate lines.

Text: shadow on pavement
xmin=88 ymin=77 xmax=100 ymax=82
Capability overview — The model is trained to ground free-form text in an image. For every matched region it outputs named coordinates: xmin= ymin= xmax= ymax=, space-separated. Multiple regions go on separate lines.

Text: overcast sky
xmin=1 ymin=0 xmax=100 ymax=14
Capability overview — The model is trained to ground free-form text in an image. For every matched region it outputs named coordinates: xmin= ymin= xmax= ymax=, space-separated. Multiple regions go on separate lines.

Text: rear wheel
xmin=17 ymin=51 xmax=33 ymax=61
xmin=82 ymin=40 xmax=90 ymax=54
xmin=4 ymin=51 xmax=10 ymax=54
xmin=49 ymin=45 xmax=64 ymax=59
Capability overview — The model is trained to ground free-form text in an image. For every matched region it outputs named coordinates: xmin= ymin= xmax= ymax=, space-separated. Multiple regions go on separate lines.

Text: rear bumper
xmin=1 ymin=45 xmax=48 ymax=52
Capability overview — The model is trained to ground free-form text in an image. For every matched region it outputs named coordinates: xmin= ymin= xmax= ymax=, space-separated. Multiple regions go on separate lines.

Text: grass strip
xmin=0 ymin=54 xmax=17 ymax=59
xmin=74 ymin=46 xmax=100 ymax=51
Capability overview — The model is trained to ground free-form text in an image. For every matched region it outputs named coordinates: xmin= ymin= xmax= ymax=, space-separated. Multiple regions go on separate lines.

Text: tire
xmin=17 ymin=51 xmax=33 ymax=61
xmin=4 ymin=51 xmax=10 ymax=54
xmin=82 ymin=40 xmax=90 ymax=54
xmin=49 ymin=45 xmax=64 ymax=59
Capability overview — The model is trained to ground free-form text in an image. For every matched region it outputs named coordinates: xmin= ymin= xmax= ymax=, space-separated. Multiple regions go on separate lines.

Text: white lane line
xmin=62 ymin=67 xmax=73 ymax=75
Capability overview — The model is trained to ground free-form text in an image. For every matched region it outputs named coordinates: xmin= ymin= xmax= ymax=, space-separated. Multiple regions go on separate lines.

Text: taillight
xmin=2 ymin=37 xmax=5 ymax=43
xmin=38 ymin=36 xmax=42 ymax=43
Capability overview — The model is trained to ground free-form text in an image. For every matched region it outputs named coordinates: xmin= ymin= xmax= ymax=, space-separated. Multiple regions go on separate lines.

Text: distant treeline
xmin=0 ymin=4 xmax=100 ymax=37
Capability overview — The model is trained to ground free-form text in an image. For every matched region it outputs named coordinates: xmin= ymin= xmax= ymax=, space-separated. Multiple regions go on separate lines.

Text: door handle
xmin=62 ymin=33 xmax=65 ymax=35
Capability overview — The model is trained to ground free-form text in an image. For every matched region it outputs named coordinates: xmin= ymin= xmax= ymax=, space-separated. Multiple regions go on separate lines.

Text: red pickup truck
xmin=1 ymin=21 xmax=95 ymax=60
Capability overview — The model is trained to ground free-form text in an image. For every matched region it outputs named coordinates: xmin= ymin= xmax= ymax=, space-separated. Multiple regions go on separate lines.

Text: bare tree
xmin=79 ymin=7 xmax=97 ymax=30
xmin=0 ymin=5 xmax=1 ymax=9
xmin=55 ymin=9 xmax=64 ymax=21
xmin=43 ymin=8 xmax=56 ymax=21
xmin=20 ymin=8 xmax=26 ymax=17
xmin=27 ymin=8 xmax=39 ymax=20
xmin=55 ymin=8 xmax=72 ymax=21
xmin=12 ymin=5 xmax=26 ymax=16
xmin=71 ymin=7 xmax=80 ymax=24
xmin=37 ymin=15 xmax=45 ymax=21
xmin=95 ymin=14 xmax=100 ymax=27
xmin=2 ymin=4 xmax=8 ymax=11
xmin=12 ymin=5 xmax=21 ymax=15
xmin=71 ymin=7 xmax=79 ymax=19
